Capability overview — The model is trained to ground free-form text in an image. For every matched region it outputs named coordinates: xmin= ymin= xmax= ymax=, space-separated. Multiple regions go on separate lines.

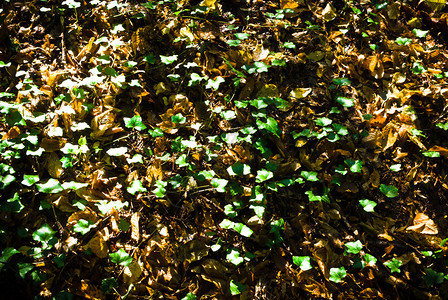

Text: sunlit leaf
xmin=96 ymin=200 xmax=129 ymax=214
xmin=226 ymin=248 xmax=244 ymax=265
xmin=230 ymin=280 xmax=246 ymax=295
xmin=110 ymin=249 xmax=133 ymax=266
xmin=233 ymin=222 xmax=253 ymax=237
xmin=106 ymin=147 xmax=128 ymax=156
xmin=72 ymin=219 xmax=96 ymax=235
xmin=329 ymin=267 xmax=347 ymax=283
xmin=127 ymin=180 xmax=147 ymax=195
xmin=37 ymin=179 xmax=64 ymax=194
xmin=395 ymin=37 xmax=412 ymax=45
xmin=292 ymin=256 xmax=312 ymax=271
xmin=413 ymin=28 xmax=429 ymax=38
xmin=256 ymin=169 xmax=273 ymax=183
xmin=124 ymin=115 xmax=147 ymax=131
xmin=345 ymin=240 xmax=363 ymax=254
xmin=160 ymin=55 xmax=178 ymax=64
xmin=301 ymin=171 xmax=319 ymax=182
xmin=384 ymin=258 xmax=402 ymax=273
xmin=211 ymin=178 xmax=228 ymax=192
xmin=359 ymin=199 xmax=377 ymax=212
xmin=390 ymin=164 xmax=401 ymax=171
xmin=335 ymin=96 xmax=354 ymax=107
xmin=344 ymin=159 xmax=363 ymax=173
xmin=227 ymin=161 xmax=251 ymax=176
xmin=315 ymin=117 xmax=332 ymax=126
xmin=411 ymin=61 xmax=426 ymax=74
xmin=380 ymin=184 xmax=398 ymax=198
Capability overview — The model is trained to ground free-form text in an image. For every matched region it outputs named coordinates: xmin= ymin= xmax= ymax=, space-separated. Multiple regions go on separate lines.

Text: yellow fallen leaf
xmin=290 ymin=87 xmax=312 ymax=99
xmin=123 ymin=260 xmax=143 ymax=284
xmin=84 ymin=231 xmax=108 ymax=258
xmin=45 ymin=152 xmax=63 ymax=179
xmin=322 ymin=3 xmax=337 ymax=22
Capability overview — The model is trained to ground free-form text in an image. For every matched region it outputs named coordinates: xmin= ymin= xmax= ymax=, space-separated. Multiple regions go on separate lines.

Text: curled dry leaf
xmin=406 ymin=212 xmax=438 ymax=235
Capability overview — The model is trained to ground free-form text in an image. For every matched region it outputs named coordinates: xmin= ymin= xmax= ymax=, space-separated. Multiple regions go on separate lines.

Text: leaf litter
xmin=1 ymin=0 xmax=448 ymax=299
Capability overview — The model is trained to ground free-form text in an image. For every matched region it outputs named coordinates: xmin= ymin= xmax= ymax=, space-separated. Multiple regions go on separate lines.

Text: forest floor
xmin=2 ymin=0 xmax=448 ymax=299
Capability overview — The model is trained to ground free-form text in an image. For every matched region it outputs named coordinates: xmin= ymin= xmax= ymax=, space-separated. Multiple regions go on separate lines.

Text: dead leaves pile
xmin=2 ymin=0 xmax=448 ymax=299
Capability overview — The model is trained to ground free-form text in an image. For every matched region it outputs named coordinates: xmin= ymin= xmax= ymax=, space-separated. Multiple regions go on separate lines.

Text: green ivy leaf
xmin=379 ymin=184 xmax=398 ymax=198
xmin=171 ymin=113 xmax=186 ymax=124
xmin=227 ymin=39 xmax=241 ymax=47
xmin=423 ymin=268 xmax=445 ymax=286
xmin=390 ymin=164 xmax=401 ymax=172
xmin=301 ymin=171 xmax=319 ymax=182
xmin=0 ymin=193 xmax=24 ymax=213
xmin=292 ymin=256 xmax=312 ymax=271
xmin=282 ymin=42 xmax=296 ymax=49
xmin=36 ymin=179 xmax=64 ymax=194
xmin=384 ymin=258 xmax=402 ymax=273
xmin=72 ymin=219 xmax=96 ymax=235
xmin=256 ymin=169 xmax=274 ymax=183
xmin=211 ymin=178 xmax=228 ymax=193
xmin=0 ymin=247 xmax=20 ymax=271
xmin=109 ymin=249 xmax=133 ymax=266
xmin=226 ymin=248 xmax=244 ymax=265
xmin=411 ymin=61 xmax=426 ymax=75
xmin=436 ymin=123 xmax=448 ymax=130
xmin=230 ymin=280 xmax=246 ymax=295
xmin=95 ymin=200 xmax=129 ymax=215
xmin=413 ymin=28 xmax=429 ymax=38
xmin=256 ymin=117 xmax=280 ymax=137
xmin=335 ymin=96 xmax=355 ymax=107
xmin=127 ymin=180 xmax=148 ymax=195
xmin=153 ymin=180 xmax=167 ymax=198
xmin=148 ymin=127 xmax=164 ymax=137
xmin=422 ymin=151 xmax=440 ymax=157
xmin=106 ymin=147 xmax=128 ymax=156
xmin=206 ymin=76 xmax=225 ymax=90
xmin=234 ymin=32 xmax=249 ymax=40
xmin=32 ymin=224 xmax=56 ymax=248
xmin=160 ymin=55 xmax=178 ymax=64
xmin=359 ymin=199 xmax=377 ymax=212
xmin=329 ymin=267 xmax=347 ymax=283
xmin=363 ymin=254 xmax=377 ymax=266
xmin=233 ymin=222 xmax=253 ymax=237
xmin=101 ymin=277 xmax=119 ymax=294
xmin=344 ymin=159 xmax=363 ymax=173
xmin=315 ymin=117 xmax=332 ymax=126
xmin=181 ymin=293 xmax=197 ymax=300
xmin=345 ymin=240 xmax=363 ymax=254
xmin=227 ymin=161 xmax=251 ymax=176
xmin=124 ymin=115 xmax=147 ymax=131
xmin=332 ymin=78 xmax=351 ymax=85
xmin=395 ymin=37 xmax=412 ymax=45
xmin=61 ymin=181 xmax=89 ymax=190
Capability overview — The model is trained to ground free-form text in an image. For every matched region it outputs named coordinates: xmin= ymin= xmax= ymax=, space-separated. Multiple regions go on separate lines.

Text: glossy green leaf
xmin=227 ymin=161 xmax=251 ymax=176
xmin=384 ymin=258 xmax=402 ymax=273
xmin=36 ymin=179 xmax=64 ymax=194
xmin=72 ymin=219 xmax=96 ymax=235
xmin=124 ymin=115 xmax=147 ymax=131
xmin=230 ymin=280 xmax=246 ymax=295
xmin=127 ymin=180 xmax=148 ymax=195
xmin=332 ymin=78 xmax=351 ymax=85
xmin=359 ymin=199 xmax=377 ymax=212
xmin=380 ymin=184 xmax=398 ymax=198
xmin=109 ymin=249 xmax=133 ymax=266
xmin=345 ymin=240 xmax=363 ymax=254
xmin=335 ymin=96 xmax=354 ymax=107
xmin=292 ymin=256 xmax=312 ymax=271
xmin=329 ymin=267 xmax=347 ymax=283
xmin=256 ymin=169 xmax=273 ymax=183
xmin=301 ymin=171 xmax=319 ymax=182
xmin=160 ymin=55 xmax=178 ymax=64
